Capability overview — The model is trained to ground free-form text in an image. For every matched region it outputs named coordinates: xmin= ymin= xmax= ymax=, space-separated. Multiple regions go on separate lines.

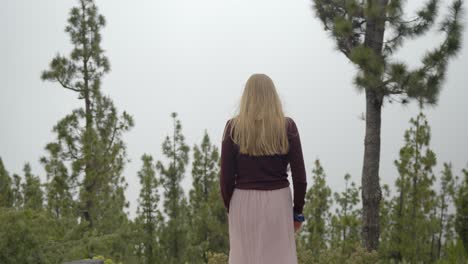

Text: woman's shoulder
xmin=285 ymin=116 xmax=299 ymax=136
xmin=285 ymin=116 xmax=297 ymax=128
xmin=225 ymin=117 xmax=236 ymax=129
xmin=222 ymin=117 xmax=236 ymax=142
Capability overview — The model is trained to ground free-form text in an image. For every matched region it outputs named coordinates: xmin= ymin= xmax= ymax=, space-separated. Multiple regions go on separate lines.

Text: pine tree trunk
xmin=361 ymin=0 xmax=387 ymax=251
xmin=361 ymin=89 xmax=383 ymax=251
xmin=411 ymin=114 xmax=420 ymax=259
xmin=437 ymin=196 xmax=446 ymax=259
xmin=392 ymin=180 xmax=404 ymax=260
xmin=83 ymin=88 xmax=93 ymax=228
xmin=81 ymin=0 xmax=93 ymax=228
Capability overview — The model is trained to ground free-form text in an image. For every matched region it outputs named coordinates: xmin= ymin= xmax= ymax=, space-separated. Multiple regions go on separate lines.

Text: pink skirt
xmin=228 ymin=186 xmax=298 ymax=264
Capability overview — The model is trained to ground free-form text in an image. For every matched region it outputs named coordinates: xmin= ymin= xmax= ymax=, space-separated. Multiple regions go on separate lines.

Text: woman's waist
xmin=234 ymin=178 xmax=290 ymax=190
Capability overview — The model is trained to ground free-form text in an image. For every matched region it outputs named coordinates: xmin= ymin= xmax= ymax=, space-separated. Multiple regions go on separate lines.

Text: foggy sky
xmin=2 ymin=0 xmax=468 ymax=218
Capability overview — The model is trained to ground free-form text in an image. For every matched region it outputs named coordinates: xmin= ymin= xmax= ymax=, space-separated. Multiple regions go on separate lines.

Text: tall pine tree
xmin=41 ymin=0 xmax=134 ymax=230
xmin=311 ymin=0 xmax=464 ymax=250
xmin=156 ymin=112 xmax=190 ymax=264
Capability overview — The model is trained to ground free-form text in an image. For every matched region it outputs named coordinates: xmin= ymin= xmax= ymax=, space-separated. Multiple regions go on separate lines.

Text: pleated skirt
xmin=228 ymin=186 xmax=298 ymax=264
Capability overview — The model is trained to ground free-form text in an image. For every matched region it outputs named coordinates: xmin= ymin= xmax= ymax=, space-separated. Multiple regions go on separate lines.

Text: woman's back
xmin=220 ymin=116 xmax=307 ymax=215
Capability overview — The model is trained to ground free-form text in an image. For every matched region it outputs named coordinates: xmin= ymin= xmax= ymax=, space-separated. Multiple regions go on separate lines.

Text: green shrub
xmin=206 ymin=251 xmax=228 ymax=264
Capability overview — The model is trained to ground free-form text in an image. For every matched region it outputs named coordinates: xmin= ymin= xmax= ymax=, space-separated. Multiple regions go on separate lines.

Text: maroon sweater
xmin=219 ymin=117 xmax=307 ymax=214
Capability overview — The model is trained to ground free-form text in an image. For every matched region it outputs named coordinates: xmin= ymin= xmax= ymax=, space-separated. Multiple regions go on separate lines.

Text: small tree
xmin=21 ymin=163 xmax=44 ymax=211
xmin=302 ymin=159 xmax=332 ymax=260
xmin=376 ymin=184 xmax=392 ymax=255
xmin=0 ymin=158 xmax=14 ymax=208
xmin=434 ymin=163 xmax=457 ymax=259
xmin=386 ymin=112 xmax=437 ymax=262
xmin=454 ymin=165 xmax=468 ymax=255
xmin=330 ymin=173 xmax=361 ymax=255
xmin=40 ymin=143 xmax=75 ymax=220
xmin=135 ymin=154 xmax=162 ymax=264
xmin=11 ymin=174 xmax=23 ymax=209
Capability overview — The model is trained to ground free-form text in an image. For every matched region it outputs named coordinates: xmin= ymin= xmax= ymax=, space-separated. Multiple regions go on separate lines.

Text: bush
xmin=206 ymin=251 xmax=228 ymax=264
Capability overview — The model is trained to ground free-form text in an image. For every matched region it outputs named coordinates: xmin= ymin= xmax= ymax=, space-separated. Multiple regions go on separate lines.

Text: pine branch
xmin=384 ymin=0 xmax=440 ymax=55
xmin=384 ymin=0 xmax=464 ymax=103
xmin=57 ymin=78 xmax=80 ymax=92
xmin=312 ymin=0 xmax=366 ymax=57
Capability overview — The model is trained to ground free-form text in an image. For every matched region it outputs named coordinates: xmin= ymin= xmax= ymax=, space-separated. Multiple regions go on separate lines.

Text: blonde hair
xmin=224 ymin=73 xmax=289 ymax=156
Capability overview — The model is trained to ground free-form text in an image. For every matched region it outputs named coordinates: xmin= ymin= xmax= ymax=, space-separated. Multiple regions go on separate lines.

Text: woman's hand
xmin=293 ymin=221 xmax=302 ymax=233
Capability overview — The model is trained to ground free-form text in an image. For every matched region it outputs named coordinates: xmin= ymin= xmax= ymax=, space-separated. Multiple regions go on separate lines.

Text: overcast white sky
xmin=2 ymin=0 xmax=467 ymax=218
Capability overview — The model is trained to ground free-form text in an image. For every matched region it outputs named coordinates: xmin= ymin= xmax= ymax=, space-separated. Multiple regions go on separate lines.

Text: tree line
xmin=1 ymin=110 xmax=467 ymax=263
xmin=296 ymin=111 xmax=468 ymax=263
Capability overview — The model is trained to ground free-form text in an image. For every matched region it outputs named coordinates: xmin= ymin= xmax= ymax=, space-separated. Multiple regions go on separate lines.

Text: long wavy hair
xmin=224 ymin=73 xmax=289 ymax=156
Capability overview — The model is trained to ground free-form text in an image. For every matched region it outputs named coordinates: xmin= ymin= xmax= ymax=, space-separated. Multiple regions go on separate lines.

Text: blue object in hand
xmin=293 ymin=209 xmax=305 ymax=222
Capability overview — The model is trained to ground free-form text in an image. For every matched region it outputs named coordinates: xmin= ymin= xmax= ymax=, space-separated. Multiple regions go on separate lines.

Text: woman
xmin=220 ymin=73 xmax=307 ymax=264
